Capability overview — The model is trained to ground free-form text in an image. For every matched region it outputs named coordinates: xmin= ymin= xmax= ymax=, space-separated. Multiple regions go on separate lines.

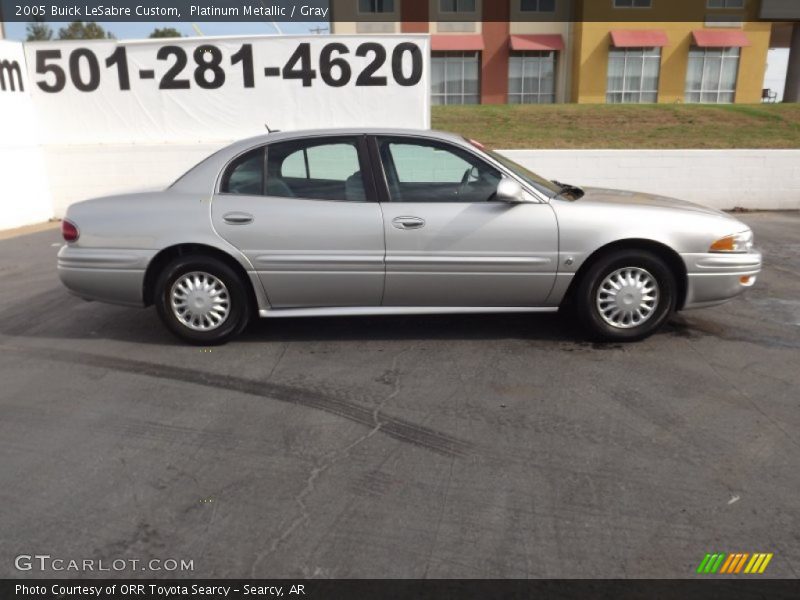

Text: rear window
xmin=220 ymin=148 xmax=265 ymax=195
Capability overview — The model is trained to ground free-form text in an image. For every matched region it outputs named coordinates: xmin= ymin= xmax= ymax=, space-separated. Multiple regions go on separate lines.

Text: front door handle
xmin=223 ymin=212 xmax=254 ymax=225
xmin=392 ymin=216 xmax=426 ymax=230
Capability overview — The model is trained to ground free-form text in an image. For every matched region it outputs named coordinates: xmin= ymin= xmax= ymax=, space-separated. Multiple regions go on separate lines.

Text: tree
xmin=57 ymin=21 xmax=115 ymax=40
xmin=149 ymin=27 xmax=183 ymax=38
xmin=26 ymin=19 xmax=53 ymax=41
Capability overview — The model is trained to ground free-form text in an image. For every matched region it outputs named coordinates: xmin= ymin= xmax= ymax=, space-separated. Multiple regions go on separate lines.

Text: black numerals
xmin=35 ymin=50 xmax=66 ymax=93
xmin=283 ymin=43 xmax=316 ymax=87
xmin=105 ymin=46 xmax=131 ymax=90
xmin=157 ymin=46 xmax=190 ymax=90
xmin=392 ymin=43 xmax=423 ymax=87
xmin=34 ymin=42 xmax=425 ymax=93
xmin=355 ymin=43 xmax=388 ymax=87
xmin=193 ymin=45 xmax=225 ymax=89
xmin=231 ymin=44 xmax=255 ymax=88
xmin=320 ymin=43 xmax=351 ymax=88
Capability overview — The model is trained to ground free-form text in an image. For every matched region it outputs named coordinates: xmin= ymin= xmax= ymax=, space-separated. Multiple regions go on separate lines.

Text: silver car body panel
xmin=380 ymin=201 xmax=559 ymax=306
xmin=212 ymin=195 xmax=385 ymax=308
xmin=56 ymin=127 xmax=762 ymax=318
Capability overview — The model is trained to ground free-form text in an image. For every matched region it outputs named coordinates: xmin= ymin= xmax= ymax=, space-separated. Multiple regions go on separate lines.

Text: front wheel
xmin=155 ymin=255 xmax=251 ymax=345
xmin=575 ymin=250 xmax=677 ymax=342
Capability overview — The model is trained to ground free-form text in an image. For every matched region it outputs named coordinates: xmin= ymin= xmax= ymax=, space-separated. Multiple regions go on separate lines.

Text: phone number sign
xmin=23 ymin=35 xmax=431 ymax=144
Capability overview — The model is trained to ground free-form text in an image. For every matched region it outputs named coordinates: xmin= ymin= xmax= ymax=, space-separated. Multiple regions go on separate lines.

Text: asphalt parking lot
xmin=1 ymin=212 xmax=799 ymax=579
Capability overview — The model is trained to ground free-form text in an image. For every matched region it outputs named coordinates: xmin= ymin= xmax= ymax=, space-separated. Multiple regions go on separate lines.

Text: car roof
xmin=171 ymin=128 xmax=470 ymax=194
xmin=232 ymin=127 xmax=465 ymax=149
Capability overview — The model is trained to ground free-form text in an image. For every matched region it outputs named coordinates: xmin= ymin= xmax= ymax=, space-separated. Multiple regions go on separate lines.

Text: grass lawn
xmin=431 ymin=103 xmax=800 ymax=149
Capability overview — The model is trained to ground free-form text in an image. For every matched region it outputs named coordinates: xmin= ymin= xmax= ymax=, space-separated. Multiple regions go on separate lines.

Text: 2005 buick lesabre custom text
xmin=57 ymin=128 xmax=762 ymax=344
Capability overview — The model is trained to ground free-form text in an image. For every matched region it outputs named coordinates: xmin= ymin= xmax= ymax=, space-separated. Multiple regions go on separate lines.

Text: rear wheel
xmin=155 ymin=255 xmax=250 ymax=345
xmin=575 ymin=249 xmax=676 ymax=342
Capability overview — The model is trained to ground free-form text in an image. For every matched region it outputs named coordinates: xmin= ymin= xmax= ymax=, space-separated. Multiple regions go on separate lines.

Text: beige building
xmin=331 ymin=0 xmax=573 ymax=104
xmin=331 ymin=0 xmax=800 ymax=105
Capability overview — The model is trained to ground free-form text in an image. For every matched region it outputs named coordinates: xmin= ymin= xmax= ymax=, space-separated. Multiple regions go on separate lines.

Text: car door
xmin=372 ymin=135 xmax=558 ymax=307
xmin=211 ymin=135 xmax=385 ymax=308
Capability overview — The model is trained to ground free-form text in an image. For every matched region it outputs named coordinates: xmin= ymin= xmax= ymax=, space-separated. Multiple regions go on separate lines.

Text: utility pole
xmin=309 ymin=26 xmax=330 ymax=35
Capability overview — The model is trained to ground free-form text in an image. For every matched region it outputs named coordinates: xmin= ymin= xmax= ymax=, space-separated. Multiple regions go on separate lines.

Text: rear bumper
xmin=57 ymin=246 xmax=153 ymax=307
xmin=681 ymin=251 xmax=762 ymax=309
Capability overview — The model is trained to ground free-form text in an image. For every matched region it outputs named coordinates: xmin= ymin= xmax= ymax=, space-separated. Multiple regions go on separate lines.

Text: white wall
xmin=0 ymin=40 xmax=53 ymax=230
xmin=43 ymin=142 xmax=229 ymax=218
xmin=500 ymin=149 xmax=800 ymax=210
xmin=21 ymin=145 xmax=800 ymax=220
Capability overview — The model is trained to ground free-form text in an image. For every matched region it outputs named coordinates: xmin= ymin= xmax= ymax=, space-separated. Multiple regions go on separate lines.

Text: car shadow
xmin=0 ymin=285 xmax=709 ymax=348
xmin=0 ymin=285 xmax=596 ymax=346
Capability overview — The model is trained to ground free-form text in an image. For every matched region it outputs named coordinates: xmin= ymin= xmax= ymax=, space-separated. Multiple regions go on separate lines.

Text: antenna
xmin=265 ymin=124 xmax=281 ymax=133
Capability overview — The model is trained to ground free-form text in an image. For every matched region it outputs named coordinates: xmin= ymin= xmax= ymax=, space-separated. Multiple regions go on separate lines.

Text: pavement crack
xmin=249 ymin=350 xmax=410 ymax=577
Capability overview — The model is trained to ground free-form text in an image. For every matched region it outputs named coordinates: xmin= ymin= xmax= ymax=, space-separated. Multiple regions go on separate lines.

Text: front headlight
xmin=709 ymin=230 xmax=753 ymax=253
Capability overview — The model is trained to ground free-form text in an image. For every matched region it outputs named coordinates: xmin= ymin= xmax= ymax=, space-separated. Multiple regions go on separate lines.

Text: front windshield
xmin=483 ymin=148 xmax=562 ymax=197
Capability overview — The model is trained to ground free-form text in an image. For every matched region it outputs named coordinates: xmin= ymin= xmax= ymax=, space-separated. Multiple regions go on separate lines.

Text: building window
xmin=606 ymin=47 xmax=661 ymax=103
xmin=685 ymin=47 xmax=740 ymax=103
xmin=613 ymin=0 xmax=652 ymax=7
xmin=520 ymin=0 xmax=556 ymax=11
xmin=432 ymin=52 xmax=480 ymax=104
xmin=358 ymin=0 xmax=394 ymax=13
xmin=509 ymin=51 xmax=556 ymax=104
xmin=707 ymin=0 xmax=744 ymax=8
xmin=440 ymin=0 xmax=477 ymax=13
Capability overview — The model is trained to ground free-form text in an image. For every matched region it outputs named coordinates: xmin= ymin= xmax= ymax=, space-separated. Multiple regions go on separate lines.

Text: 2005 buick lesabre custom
xmin=58 ymin=128 xmax=762 ymax=344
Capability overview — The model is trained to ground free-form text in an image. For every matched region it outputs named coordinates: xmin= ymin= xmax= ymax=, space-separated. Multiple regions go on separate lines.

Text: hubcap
xmin=170 ymin=271 xmax=231 ymax=331
xmin=596 ymin=267 xmax=660 ymax=329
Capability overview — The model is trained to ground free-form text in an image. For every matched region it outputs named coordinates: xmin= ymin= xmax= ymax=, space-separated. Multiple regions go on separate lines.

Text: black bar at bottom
xmin=3 ymin=579 xmax=800 ymax=600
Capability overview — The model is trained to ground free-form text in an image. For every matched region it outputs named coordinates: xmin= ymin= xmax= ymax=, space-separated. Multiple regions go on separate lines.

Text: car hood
xmin=574 ymin=186 xmax=732 ymax=219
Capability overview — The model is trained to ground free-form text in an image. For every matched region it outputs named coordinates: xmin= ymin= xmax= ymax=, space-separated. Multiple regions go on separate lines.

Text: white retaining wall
xmin=6 ymin=146 xmax=800 ymax=226
xmin=501 ymin=149 xmax=800 ymax=211
xmin=43 ymin=142 xmax=229 ymax=218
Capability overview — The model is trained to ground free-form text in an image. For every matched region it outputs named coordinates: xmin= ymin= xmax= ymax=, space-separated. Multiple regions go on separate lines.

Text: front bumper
xmin=681 ymin=251 xmax=762 ymax=310
xmin=57 ymin=245 xmax=154 ymax=307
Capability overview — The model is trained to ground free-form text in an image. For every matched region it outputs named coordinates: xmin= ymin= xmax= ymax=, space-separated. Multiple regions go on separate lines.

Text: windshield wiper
xmin=553 ymin=180 xmax=584 ymax=199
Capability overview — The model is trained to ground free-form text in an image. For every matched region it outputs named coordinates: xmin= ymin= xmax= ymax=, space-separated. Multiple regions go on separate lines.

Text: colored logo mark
xmin=696 ymin=553 xmax=773 ymax=574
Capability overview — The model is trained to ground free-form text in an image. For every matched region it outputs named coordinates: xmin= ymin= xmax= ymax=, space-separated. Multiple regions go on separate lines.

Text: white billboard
xmin=23 ymin=35 xmax=431 ymax=144
xmin=0 ymin=40 xmax=53 ymax=230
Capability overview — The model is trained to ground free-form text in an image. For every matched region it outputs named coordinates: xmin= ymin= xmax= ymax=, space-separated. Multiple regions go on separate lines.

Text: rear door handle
xmin=223 ymin=212 xmax=254 ymax=225
xmin=392 ymin=216 xmax=425 ymax=230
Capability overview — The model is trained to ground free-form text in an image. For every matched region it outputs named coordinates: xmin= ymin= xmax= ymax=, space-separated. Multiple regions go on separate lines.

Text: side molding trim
xmin=259 ymin=306 xmax=558 ymax=318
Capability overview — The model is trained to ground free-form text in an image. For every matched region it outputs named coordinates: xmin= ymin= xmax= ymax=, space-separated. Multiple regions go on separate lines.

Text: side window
xmin=220 ymin=148 xmax=264 ymax=195
xmin=266 ymin=138 xmax=367 ymax=201
xmin=377 ymin=137 xmax=502 ymax=203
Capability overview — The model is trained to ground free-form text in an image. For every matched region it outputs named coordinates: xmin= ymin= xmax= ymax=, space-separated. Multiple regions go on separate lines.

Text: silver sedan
xmin=57 ymin=128 xmax=762 ymax=344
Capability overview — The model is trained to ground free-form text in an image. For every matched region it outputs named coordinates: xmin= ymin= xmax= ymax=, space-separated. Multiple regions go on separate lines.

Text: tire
xmin=574 ymin=249 xmax=676 ymax=342
xmin=154 ymin=255 xmax=251 ymax=345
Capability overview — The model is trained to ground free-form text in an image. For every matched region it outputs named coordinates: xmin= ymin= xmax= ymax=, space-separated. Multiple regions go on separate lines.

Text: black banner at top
xmin=0 ymin=0 xmax=796 ymax=23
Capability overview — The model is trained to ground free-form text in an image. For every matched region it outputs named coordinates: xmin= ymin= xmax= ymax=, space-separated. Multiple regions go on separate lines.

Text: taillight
xmin=62 ymin=219 xmax=79 ymax=242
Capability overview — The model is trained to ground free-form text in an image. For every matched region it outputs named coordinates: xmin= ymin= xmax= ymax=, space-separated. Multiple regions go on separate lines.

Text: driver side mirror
xmin=495 ymin=178 xmax=527 ymax=203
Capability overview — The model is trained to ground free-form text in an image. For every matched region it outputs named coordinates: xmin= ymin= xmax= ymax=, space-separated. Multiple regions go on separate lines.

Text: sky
xmin=2 ymin=20 xmax=329 ymax=40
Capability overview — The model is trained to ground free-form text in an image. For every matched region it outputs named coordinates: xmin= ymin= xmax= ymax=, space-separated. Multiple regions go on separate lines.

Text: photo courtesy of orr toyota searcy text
xmin=15 ymin=584 xmax=300 ymax=596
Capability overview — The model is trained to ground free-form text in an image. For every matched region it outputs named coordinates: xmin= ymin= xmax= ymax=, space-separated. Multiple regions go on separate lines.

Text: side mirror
xmin=495 ymin=178 xmax=526 ymax=203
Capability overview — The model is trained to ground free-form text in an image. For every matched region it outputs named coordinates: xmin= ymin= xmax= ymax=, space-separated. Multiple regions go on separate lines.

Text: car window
xmin=220 ymin=148 xmax=264 ymax=195
xmin=377 ymin=137 xmax=502 ymax=203
xmin=267 ymin=138 xmax=367 ymax=202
